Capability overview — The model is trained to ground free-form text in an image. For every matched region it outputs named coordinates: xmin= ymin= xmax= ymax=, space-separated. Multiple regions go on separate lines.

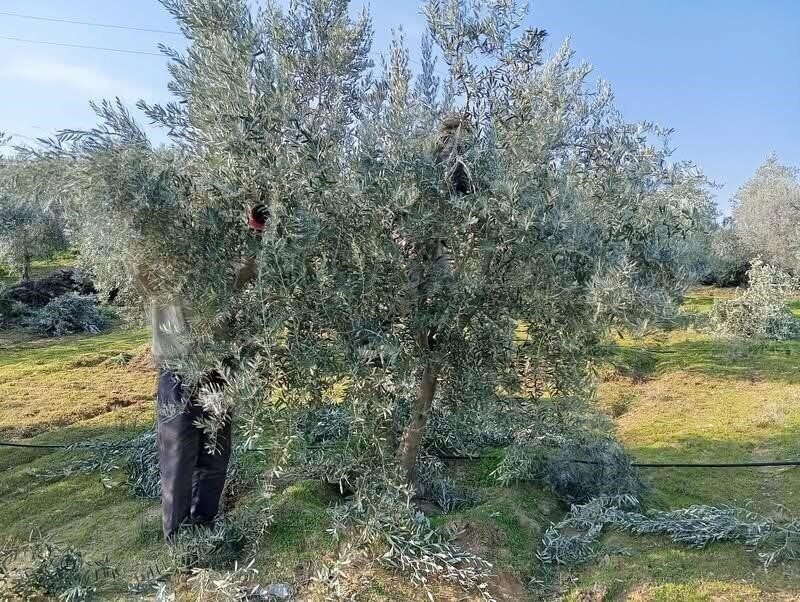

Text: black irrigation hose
xmin=4 ymin=439 xmax=800 ymax=468
xmin=573 ymin=459 xmax=800 ymax=468
xmin=0 ymin=441 xmax=72 ymax=449
xmin=433 ymin=453 xmax=800 ymax=468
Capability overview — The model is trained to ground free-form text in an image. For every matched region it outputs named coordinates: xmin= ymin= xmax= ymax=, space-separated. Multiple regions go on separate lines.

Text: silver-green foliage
xmin=0 ymin=533 xmax=119 ymax=601
xmin=325 ymin=478 xmax=493 ymax=596
xmin=46 ymin=0 xmax=715 ymax=592
xmin=0 ymin=158 xmax=68 ymax=280
xmin=492 ymin=398 xmax=643 ymax=503
xmin=732 ymin=154 xmax=800 ymax=274
xmin=60 ymin=0 xmax=710 ymax=468
xmin=710 ymin=260 xmax=798 ymax=340
xmin=23 ymin=292 xmax=107 ymax=337
xmin=34 ymin=431 xmax=162 ymax=499
xmin=34 ymin=431 xmax=248 ymax=506
xmin=704 ymin=221 xmax=750 ymax=286
xmin=540 ymin=496 xmax=800 ymax=569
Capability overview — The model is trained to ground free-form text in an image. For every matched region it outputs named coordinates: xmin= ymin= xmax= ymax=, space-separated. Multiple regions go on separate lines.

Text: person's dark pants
xmin=156 ymin=370 xmax=232 ymax=541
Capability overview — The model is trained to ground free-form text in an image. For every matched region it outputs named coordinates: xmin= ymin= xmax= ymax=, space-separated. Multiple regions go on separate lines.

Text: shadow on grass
xmin=601 ymin=334 xmax=800 ymax=386
xmin=0 ymin=422 xmax=162 ymax=573
xmin=681 ymin=295 xmax=715 ymax=313
xmin=0 ymin=421 xmax=339 ymax=586
xmin=598 ymin=344 xmax=659 ymax=382
xmin=624 ymin=423 xmax=800 ymax=511
xmin=657 ymin=337 xmax=800 ymax=385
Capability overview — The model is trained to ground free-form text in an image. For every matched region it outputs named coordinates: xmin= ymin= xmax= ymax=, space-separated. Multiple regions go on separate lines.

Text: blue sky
xmin=1 ymin=1 xmax=798 ymax=214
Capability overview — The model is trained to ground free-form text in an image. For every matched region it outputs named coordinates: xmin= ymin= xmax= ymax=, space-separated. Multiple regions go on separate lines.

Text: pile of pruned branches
xmin=540 ymin=495 xmax=800 ymax=569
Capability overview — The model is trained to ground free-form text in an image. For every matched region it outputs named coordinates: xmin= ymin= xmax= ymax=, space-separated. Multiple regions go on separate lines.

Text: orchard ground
xmin=2 ymin=284 xmax=800 ymax=600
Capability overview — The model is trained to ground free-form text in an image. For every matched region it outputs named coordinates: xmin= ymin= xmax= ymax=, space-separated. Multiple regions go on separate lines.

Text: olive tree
xmin=732 ymin=154 xmax=800 ymax=273
xmin=704 ymin=219 xmax=750 ymax=286
xmin=0 ymin=158 xmax=67 ymax=281
xmin=40 ymin=0 xmax=718 ymax=592
xmin=51 ymin=0 xmax=715 ymax=488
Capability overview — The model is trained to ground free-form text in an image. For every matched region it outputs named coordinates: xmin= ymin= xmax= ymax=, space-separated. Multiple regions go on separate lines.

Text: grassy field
xmin=2 ymin=287 xmax=800 ymax=600
xmin=569 ymin=290 xmax=800 ymax=601
xmin=0 ymin=250 xmax=78 ymax=285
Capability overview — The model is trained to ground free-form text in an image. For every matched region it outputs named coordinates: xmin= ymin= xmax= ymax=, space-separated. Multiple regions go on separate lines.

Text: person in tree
xmin=360 ymin=114 xmax=468 ymax=369
xmin=436 ymin=112 xmax=473 ymax=196
xmin=131 ymin=204 xmax=269 ymax=542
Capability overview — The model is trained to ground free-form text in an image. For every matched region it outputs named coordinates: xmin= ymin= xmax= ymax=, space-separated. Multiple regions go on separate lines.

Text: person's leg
xmin=156 ymin=371 xmax=201 ymax=541
xmin=190 ymin=413 xmax=232 ymax=525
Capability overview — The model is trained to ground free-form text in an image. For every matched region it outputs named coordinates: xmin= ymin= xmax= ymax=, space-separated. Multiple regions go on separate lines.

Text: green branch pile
xmin=540 ymin=496 xmax=800 ymax=569
xmin=0 ymin=533 xmax=119 ymax=601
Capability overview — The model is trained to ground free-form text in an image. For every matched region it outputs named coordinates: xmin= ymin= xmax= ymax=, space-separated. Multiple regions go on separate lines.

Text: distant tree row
xmin=0 ymin=135 xmax=68 ymax=281
xmin=702 ymin=154 xmax=800 ymax=286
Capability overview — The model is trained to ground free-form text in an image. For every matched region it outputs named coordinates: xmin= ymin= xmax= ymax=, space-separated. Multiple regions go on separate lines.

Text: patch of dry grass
xmin=0 ymin=328 xmax=154 ymax=438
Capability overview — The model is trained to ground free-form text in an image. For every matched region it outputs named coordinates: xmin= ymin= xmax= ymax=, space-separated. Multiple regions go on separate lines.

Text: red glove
xmin=248 ymin=204 xmax=269 ymax=232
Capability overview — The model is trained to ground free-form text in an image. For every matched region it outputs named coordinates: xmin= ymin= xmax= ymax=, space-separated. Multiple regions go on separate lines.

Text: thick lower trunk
xmin=21 ymin=256 xmax=31 ymax=281
xmin=396 ymin=240 xmax=450 ymax=485
xmin=398 ymin=360 xmax=439 ymax=485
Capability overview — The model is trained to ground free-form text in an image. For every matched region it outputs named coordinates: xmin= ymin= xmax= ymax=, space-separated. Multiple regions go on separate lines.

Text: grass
xmin=0 ymin=328 xmax=153 ymax=438
xmin=0 ymin=249 xmax=77 ymax=285
xmin=0 ymin=322 xmax=514 ymax=600
xmin=4 ymin=284 xmax=800 ymax=600
xmin=565 ymin=290 xmax=800 ymax=599
xmin=0 ymin=327 xmax=161 ymax=584
xmin=682 ymin=284 xmax=800 ymax=318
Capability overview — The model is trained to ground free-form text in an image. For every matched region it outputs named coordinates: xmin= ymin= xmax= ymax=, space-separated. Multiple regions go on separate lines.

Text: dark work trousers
xmin=156 ymin=370 xmax=232 ymax=541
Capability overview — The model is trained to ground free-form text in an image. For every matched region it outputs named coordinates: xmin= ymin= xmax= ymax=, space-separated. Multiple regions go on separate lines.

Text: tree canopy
xmin=33 ymin=0 xmax=716 ymax=593
xmin=732 ymin=154 xmax=800 ymax=274
xmin=0 ymin=157 xmax=68 ymax=281
xmin=46 ymin=0 xmax=716 ymax=476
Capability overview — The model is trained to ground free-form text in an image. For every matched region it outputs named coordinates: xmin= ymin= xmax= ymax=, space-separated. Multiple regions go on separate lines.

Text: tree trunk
xmin=21 ymin=255 xmax=31 ymax=281
xmin=396 ymin=241 xmax=450 ymax=485
xmin=398 ymin=357 xmax=440 ymax=485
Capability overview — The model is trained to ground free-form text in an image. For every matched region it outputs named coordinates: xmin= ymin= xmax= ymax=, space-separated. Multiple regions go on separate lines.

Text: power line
xmin=0 ymin=10 xmax=181 ymax=36
xmin=0 ymin=35 xmax=164 ymax=57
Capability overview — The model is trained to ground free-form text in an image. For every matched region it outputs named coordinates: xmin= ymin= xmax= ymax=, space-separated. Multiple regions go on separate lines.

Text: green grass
xmin=0 ymin=324 xmax=454 ymax=600
xmin=0 ymin=326 xmax=161 ymax=582
xmin=682 ymin=285 xmax=800 ymax=318
xmin=566 ymin=290 xmax=800 ymax=599
xmin=0 ymin=249 xmax=77 ymax=285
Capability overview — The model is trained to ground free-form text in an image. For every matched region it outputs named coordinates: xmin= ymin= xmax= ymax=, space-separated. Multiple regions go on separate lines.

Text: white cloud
xmin=0 ymin=57 xmax=148 ymax=100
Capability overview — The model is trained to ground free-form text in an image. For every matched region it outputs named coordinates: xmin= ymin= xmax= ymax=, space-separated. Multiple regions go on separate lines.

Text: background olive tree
xmin=731 ymin=154 xmax=800 ymax=274
xmin=703 ymin=219 xmax=751 ymax=286
xmin=0 ymin=157 xmax=68 ymax=281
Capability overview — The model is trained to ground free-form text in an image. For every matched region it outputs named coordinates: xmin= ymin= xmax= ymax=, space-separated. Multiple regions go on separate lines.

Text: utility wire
xmin=0 ymin=10 xmax=181 ymax=36
xmin=0 ymin=35 xmax=164 ymax=57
